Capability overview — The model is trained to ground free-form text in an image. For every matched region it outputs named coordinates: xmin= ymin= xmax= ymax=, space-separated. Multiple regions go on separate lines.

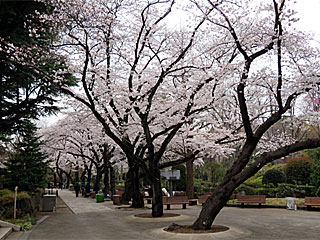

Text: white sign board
xmin=161 ymin=170 xmax=180 ymax=180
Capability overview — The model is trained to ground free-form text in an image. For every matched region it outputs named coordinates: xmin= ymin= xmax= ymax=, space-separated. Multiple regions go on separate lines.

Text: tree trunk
xmin=191 ymin=153 xmax=260 ymax=230
xmin=186 ymin=160 xmax=194 ymax=199
xmin=80 ymin=167 xmax=87 ymax=181
xmin=87 ymin=162 xmax=93 ymax=184
xmin=103 ymin=166 xmax=109 ymax=196
xmin=66 ymin=174 xmax=70 ymax=188
xmin=191 ymin=179 xmax=237 ymax=230
xmin=110 ymin=165 xmax=116 ymax=197
xmin=121 ymin=165 xmax=144 ymax=207
xmin=57 ymin=169 xmax=63 ymax=183
xmin=75 ymin=166 xmax=79 ymax=183
xmin=66 ymin=170 xmax=72 ymax=188
xmin=93 ymin=168 xmax=103 ymax=192
xmin=151 ymin=168 xmax=163 ymax=217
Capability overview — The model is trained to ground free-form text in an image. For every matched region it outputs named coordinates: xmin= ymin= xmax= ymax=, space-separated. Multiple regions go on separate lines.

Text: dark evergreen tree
xmin=0 ymin=0 xmax=76 ymax=135
xmin=4 ymin=121 xmax=49 ymax=192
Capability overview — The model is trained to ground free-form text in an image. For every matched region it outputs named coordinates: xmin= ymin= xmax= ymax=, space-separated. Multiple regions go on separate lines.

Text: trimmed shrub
xmin=285 ymin=158 xmax=313 ymax=185
xmin=262 ymin=169 xmax=285 ymax=187
xmin=244 ymin=176 xmax=264 ymax=188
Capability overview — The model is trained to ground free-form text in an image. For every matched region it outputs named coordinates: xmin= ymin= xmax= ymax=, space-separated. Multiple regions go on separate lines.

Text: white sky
xmin=293 ymin=0 xmax=320 ymax=34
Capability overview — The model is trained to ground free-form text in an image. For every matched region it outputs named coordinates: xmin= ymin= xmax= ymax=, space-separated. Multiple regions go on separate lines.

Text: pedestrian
xmin=74 ymin=182 xmax=80 ymax=197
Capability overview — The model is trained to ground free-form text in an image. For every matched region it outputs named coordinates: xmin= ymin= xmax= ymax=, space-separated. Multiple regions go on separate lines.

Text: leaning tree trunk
xmin=191 ymin=178 xmax=238 ymax=230
xmin=191 ymin=153 xmax=261 ymax=230
xmin=186 ymin=160 xmax=195 ymax=199
xmin=150 ymin=168 xmax=163 ymax=217
xmin=121 ymin=165 xmax=144 ymax=208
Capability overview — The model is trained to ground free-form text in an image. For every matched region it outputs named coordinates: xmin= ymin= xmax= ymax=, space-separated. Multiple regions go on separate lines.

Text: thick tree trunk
xmin=121 ymin=166 xmax=144 ymax=207
xmin=151 ymin=168 xmax=163 ymax=217
xmin=191 ymin=152 xmax=260 ymax=230
xmin=191 ymin=180 xmax=238 ymax=230
xmin=186 ymin=160 xmax=194 ymax=199
xmin=93 ymin=169 xmax=103 ymax=192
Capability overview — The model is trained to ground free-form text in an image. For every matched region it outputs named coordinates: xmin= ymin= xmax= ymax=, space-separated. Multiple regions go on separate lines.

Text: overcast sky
xmin=292 ymin=0 xmax=320 ymax=36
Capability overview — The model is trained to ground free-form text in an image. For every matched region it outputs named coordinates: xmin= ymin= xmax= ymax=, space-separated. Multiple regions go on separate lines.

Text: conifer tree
xmin=4 ymin=121 xmax=49 ymax=192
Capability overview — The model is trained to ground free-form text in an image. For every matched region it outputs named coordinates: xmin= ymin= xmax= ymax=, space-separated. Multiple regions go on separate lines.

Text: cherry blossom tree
xmin=50 ymin=0 xmax=235 ymax=215
xmin=41 ymin=107 xmax=122 ymax=192
xmin=49 ymin=0 xmax=320 ymax=223
xmin=188 ymin=0 xmax=320 ymax=230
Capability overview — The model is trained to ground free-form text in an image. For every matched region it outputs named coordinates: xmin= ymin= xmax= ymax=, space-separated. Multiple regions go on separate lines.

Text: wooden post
xmin=14 ymin=186 xmax=18 ymax=219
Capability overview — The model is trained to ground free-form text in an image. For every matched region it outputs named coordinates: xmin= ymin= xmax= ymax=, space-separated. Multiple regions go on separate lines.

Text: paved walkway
xmin=57 ymin=190 xmax=113 ymax=214
xmin=21 ymin=189 xmax=320 ymax=240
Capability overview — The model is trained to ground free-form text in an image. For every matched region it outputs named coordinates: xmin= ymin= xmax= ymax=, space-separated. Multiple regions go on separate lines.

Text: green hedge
xmin=234 ymin=184 xmax=315 ymax=198
xmin=276 ymin=183 xmax=315 ymax=198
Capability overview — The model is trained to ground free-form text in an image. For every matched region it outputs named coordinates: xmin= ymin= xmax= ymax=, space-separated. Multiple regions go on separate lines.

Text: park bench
xmin=163 ymin=196 xmax=189 ymax=210
xmin=198 ymin=194 xmax=210 ymax=205
xmin=304 ymin=197 xmax=320 ymax=210
xmin=197 ymin=193 xmax=237 ymax=205
xmin=237 ymin=195 xmax=266 ymax=207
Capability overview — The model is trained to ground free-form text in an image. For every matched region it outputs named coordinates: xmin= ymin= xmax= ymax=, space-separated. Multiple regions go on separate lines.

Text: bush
xmin=285 ymin=158 xmax=312 ymax=185
xmin=0 ymin=189 xmax=33 ymax=219
xmin=245 ymin=176 xmax=263 ymax=188
xmin=277 ymin=183 xmax=315 ymax=198
xmin=235 ymin=185 xmax=255 ymax=195
xmin=254 ymin=187 xmax=279 ymax=197
xmin=172 ymin=164 xmax=186 ymax=191
xmin=7 ymin=215 xmax=37 ymax=231
xmin=204 ymin=161 xmax=226 ymax=187
xmin=262 ymin=169 xmax=285 ymax=187
xmin=306 ymin=148 xmax=320 ymax=189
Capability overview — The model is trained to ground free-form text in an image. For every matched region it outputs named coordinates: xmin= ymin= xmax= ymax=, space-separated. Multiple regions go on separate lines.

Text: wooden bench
xmin=163 ymin=196 xmax=189 ymax=210
xmin=198 ymin=195 xmax=210 ymax=205
xmin=198 ymin=193 xmax=237 ymax=205
xmin=237 ymin=195 xmax=266 ymax=207
xmin=305 ymin=197 xmax=320 ymax=210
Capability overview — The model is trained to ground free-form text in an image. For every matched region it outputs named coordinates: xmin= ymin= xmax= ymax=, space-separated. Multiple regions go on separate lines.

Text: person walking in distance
xmin=74 ymin=182 xmax=80 ymax=197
